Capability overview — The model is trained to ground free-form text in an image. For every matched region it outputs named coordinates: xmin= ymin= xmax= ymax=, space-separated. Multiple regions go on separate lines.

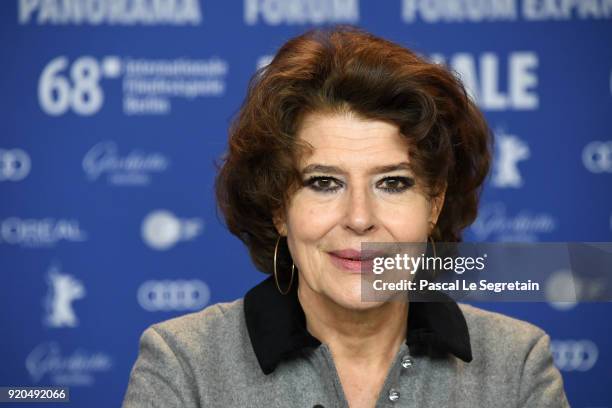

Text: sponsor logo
xmin=244 ymin=0 xmax=359 ymax=25
xmin=44 ymin=264 xmax=85 ymax=328
xmin=430 ymin=52 xmax=538 ymax=111
xmin=38 ymin=56 xmax=228 ymax=116
xmin=582 ymin=141 xmax=612 ymax=173
xmin=469 ymin=203 xmax=556 ymax=241
xmin=546 ymin=269 xmax=608 ymax=311
xmin=0 ymin=148 xmax=30 ymax=181
xmin=401 ymin=0 xmax=612 ymax=23
xmin=491 ymin=129 xmax=530 ymax=188
xmin=0 ymin=217 xmax=87 ymax=247
xmin=545 ymin=270 xmax=579 ymax=311
xmin=141 ymin=210 xmax=203 ymax=250
xmin=19 ymin=0 xmax=202 ymax=25
xmin=551 ymin=340 xmax=598 ymax=372
xmin=138 ymin=279 xmax=210 ymax=311
xmin=26 ymin=342 xmax=112 ymax=386
xmin=83 ymin=141 xmax=169 ymax=186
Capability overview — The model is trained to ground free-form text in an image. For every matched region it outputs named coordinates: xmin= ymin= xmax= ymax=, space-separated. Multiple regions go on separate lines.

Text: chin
xmin=328 ymin=285 xmax=385 ymax=311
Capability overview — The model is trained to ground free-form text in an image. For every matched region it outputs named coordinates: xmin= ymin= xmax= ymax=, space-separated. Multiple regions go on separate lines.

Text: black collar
xmin=244 ymin=275 xmax=472 ymax=375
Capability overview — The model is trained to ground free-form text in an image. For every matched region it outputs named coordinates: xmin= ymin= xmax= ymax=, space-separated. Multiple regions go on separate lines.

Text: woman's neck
xmin=297 ymin=281 xmax=408 ymax=366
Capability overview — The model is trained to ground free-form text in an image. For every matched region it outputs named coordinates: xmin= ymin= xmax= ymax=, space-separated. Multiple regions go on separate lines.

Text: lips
xmin=327 ymin=249 xmax=384 ymax=273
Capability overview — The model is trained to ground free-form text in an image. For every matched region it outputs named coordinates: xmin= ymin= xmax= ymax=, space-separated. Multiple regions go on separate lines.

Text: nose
xmin=343 ymin=185 xmax=377 ymax=235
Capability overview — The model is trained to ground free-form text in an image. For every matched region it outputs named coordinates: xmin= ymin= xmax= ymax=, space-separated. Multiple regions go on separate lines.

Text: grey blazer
xmin=122 ymin=276 xmax=570 ymax=407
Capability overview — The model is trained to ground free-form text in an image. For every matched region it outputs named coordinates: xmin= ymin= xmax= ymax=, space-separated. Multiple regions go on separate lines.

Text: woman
xmin=123 ymin=26 xmax=569 ymax=408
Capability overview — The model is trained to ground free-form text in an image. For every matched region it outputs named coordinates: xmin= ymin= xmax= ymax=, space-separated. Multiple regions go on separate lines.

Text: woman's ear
xmin=430 ymin=186 xmax=447 ymax=227
xmin=272 ymin=211 xmax=288 ymax=237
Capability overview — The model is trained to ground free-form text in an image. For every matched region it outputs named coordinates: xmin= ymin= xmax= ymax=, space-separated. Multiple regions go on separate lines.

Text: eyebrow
xmin=301 ymin=162 xmax=412 ymax=175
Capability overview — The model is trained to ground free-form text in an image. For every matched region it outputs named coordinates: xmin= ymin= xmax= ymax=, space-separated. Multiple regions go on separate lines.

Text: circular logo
xmin=0 ymin=148 xmax=31 ymax=181
xmin=545 ymin=269 xmax=581 ymax=311
xmin=582 ymin=141 xmax=612 ymax=173
xmin=551 ymin=340 xmax=598 ymax=372
xmin=141 ymin=210 xmax=181 ymax=250
xmin=137 ymin=280 xmax=210 ymax=311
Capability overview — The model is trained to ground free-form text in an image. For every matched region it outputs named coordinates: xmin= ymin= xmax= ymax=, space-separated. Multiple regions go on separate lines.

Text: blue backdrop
xmin=1 ymin=1 xmax=611 ymax=406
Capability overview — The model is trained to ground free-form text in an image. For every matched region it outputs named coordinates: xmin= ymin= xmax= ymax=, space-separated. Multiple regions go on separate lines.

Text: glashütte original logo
xmin=26 ymin=342 xmax=112 ymax=386
xmin=83 ymin=141 xmax=169 ymax=186
xmin=469 ymin=203 xmax=556 ymax=241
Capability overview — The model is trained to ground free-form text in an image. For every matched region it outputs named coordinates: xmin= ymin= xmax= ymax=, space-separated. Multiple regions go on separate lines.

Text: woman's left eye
xmin=304 ymin=176 xmax=343 ymax=193
xmin=376 ymin=176 xmax=414 ymax=193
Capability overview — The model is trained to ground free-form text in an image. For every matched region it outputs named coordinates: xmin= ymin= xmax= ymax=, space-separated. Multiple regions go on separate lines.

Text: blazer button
xmin=401 ymin=355 xmax=413 ymax=368
xmin=388 ymin=388 xmax=400 ymax=402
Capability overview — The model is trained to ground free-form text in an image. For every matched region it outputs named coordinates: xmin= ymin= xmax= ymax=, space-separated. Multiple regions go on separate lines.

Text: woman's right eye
xmin=304 ymin=176 xmax=343 ymax=193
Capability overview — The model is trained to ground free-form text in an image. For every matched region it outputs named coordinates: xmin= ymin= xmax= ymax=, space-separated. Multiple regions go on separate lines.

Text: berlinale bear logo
xmin=44 ymin=264 xmax=86 ymax=328
xmin=492 ymin=131 xmax=530 ymax=188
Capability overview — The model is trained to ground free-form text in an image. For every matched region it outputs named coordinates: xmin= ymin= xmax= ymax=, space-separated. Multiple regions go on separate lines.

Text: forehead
xmin=296 ymin=112 xmax=410 ymax=166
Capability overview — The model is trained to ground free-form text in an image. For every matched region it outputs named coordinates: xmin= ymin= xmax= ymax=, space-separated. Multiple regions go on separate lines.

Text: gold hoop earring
xmin=273 ymin=235 xmax=295 ymax=295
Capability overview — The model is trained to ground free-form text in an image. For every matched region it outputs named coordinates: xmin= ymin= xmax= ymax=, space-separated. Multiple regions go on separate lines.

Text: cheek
xmin=381 ymin=196 xmax=432 ymax=240
xmin=286 ymin=194 xmax=339 ymax=242
xmin=285 ymin=200 xmax=335 ymax=284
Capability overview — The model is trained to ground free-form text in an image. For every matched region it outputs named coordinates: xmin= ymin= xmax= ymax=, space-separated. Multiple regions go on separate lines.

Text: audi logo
xmin=582 ymin=141 xmax=612 ymax=173
xmin=551 ymin=340 xmax=598 ymax=372
xmin=0 ymin=148 xmax=31 ymax=181
xmin=137 ymin=280 xmax=210 ymax=312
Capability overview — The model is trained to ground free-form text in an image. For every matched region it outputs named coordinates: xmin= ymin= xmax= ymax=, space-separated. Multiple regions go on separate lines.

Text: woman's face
xmin=275 ymin=111 xmax=444 ymax=310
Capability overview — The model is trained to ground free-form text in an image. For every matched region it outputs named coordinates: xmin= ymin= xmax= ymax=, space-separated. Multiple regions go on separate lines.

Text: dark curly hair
xmin=215 ymin=26 xmax=492 ymax=275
